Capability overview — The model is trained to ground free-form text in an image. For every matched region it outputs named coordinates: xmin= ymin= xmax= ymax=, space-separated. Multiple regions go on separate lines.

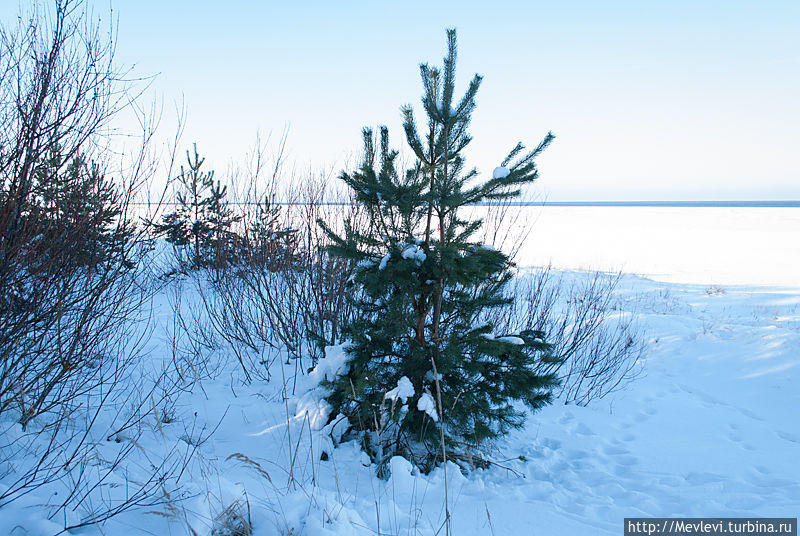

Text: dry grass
xmin=211 ymin=499 xmax=252 ymax=536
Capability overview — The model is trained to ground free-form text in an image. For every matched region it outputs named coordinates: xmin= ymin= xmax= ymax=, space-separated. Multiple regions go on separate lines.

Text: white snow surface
xmin=497 ymin=335 xmax=525 ymax=345
xmin=416 ymin=392 xmax=439 ymax=422
xmin=493 ymin=166 xmax=511 ymax=179
xmin=2 ymin=267 xmax=799 ymax=534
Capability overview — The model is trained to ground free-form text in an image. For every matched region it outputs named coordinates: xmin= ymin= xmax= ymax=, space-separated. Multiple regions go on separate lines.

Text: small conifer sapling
xmin=319 ymin=29 xmax=559 ymax=472
xmin=154 ymin=144 xmax=239 ymax=268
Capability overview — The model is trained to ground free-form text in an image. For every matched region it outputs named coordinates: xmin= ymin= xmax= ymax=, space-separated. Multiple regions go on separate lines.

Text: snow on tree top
xmin=493 ymin=166 xmax=510 ymax=179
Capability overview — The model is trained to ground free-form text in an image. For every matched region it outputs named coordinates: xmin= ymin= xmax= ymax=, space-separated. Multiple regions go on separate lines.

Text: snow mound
xmin=355 ymin=258 xmax=376 ymax=270
xmin=401 ymin=244 xmax=427 ymax=265
xmin=385 ymin=376 xmax=414 ymax=404
xmin=498 ymin=335 xmax=525 ymax=345
xmin=295 ymin=395 xmax=332 ymax=430
xmin=417 ymin=392 xmax=439 ymax=422
xmin=310 ymin=345 xmax=350 ymax=382
xmin=321 ymin=414 xmax=350 ymax=444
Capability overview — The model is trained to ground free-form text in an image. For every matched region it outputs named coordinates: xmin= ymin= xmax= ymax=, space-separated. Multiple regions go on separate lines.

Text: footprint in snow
xmin=728 ymin=431 xmax=755 ymax=451
xmin=747 ymin=474 xmax=797 ymax=489
xmin=561 ymin=499 xmax=587 ymax=516
xmin=602 ymin=444 xmax=629 ymax=456
xmin=685 ymin=471 xmax=724 ymax=485
xmin=565 ymin=449 xmax=591 ymax=460
xmin=615 ymin=455 xmax=638 ymax=467
xmin=657 ymin=475 xmax=684 ymax=487
xmin=725 ymin=496 xmax=761 ymax=511
xmin=739 ymin=407 xmax=765 ymax=422
xmin=580 ymin=470 xmax=612 ymax=487
xmin=575 ymin=423 xmax=594 ymax=436
xmin=776 ymin=430 xmax=800 ymax=444
xmin=727 ymin=431 xmax=744 ymax=443
xmin=526 ymin=446 xmax=547 ymax=459
xmin=613 ymin=463 xmax=635 ymax=478
xmin=540 ymin=438 xmax=561 ymax=450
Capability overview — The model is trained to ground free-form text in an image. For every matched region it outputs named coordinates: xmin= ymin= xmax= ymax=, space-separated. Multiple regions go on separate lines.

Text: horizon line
xmin=132 ymin=200 xmax=800 ymax=208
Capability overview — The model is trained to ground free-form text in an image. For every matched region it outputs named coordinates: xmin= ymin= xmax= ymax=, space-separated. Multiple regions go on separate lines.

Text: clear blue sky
xmin=6 ymin=1 xmax=800 ymax=200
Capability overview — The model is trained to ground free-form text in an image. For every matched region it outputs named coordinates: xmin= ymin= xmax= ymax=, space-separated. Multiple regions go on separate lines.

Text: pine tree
xmin=320 ymin=29 xmax=559 ymax=472
xmin=27 ymin=145 xmax=133 ymax=270
xmin=243 ymin=194 xmax=300 ymax=270
xmin=155 ymin=144 xmax=239 ymax=268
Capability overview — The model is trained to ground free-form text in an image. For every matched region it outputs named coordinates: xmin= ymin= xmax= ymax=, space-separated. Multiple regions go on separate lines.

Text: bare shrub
xmin=485 ymin=267 xmax=645 ymax=406
xmin=168 ymin=276 xmax=233 ymax=382
xmin=471 ymin=189 xmax=645 ymax=406
xmin=192 ymin=138 xmax=364 ymax=382
xmin=473 ymin=195 xmax=539 ymax=263
xmin=0 ymin=0 xmax=201 ymax=528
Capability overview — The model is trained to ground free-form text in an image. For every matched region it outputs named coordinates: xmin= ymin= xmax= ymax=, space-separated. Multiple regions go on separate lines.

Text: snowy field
xmin=2 ymin=207 xmax=799 ymax=535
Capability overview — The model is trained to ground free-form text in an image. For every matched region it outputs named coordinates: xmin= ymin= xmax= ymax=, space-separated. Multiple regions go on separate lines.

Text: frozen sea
xmin=473 ymin=203 xmax=800 ymax=288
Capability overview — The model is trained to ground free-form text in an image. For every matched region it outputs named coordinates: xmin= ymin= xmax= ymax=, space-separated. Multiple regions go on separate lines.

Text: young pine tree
xmin=320 ymin=29 xmax=559 ymax=471
xmin=243 ymin=194 xmax=300 ymax=270
xmin=28 ymin=145 xmax=134 ymax=270
xmin=156 ymin=144 xmax=239 ymax=268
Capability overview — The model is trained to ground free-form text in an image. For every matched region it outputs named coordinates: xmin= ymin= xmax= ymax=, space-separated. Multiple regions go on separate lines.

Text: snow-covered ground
xmin=2 ymin=208 xmax=799 ymax=535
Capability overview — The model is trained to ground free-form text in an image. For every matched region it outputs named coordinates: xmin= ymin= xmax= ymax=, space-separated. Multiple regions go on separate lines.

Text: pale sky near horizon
xmin=4 ymin=1 xmax=799 ymax=201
